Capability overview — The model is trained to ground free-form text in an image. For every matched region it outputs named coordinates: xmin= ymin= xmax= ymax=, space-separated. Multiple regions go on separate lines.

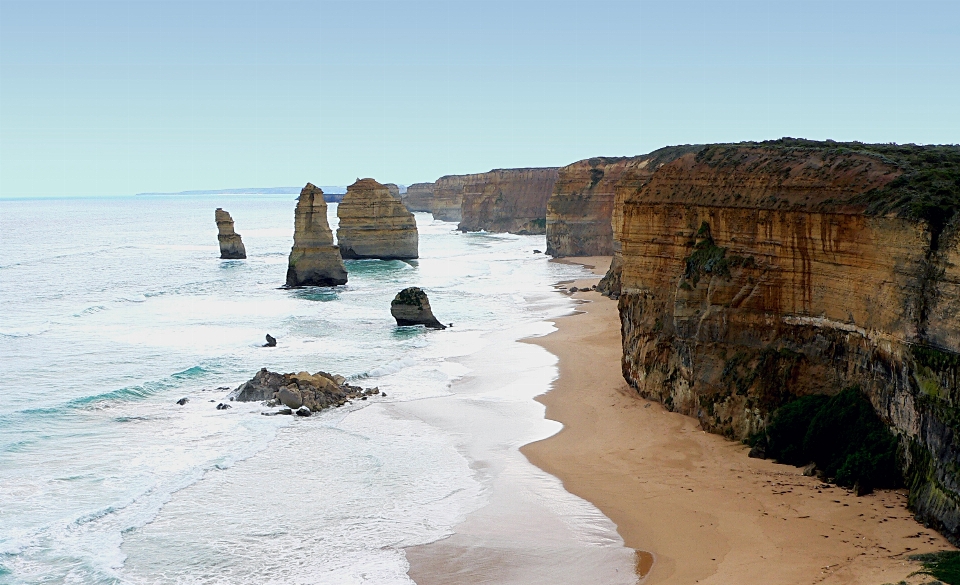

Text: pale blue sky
xmin=1 ymin=0 xmax=957 ymax=198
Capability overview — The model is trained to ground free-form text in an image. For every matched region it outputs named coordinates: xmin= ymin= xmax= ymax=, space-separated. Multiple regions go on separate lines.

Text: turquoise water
xmin=0 ymin=195 xmax=609 ymax=583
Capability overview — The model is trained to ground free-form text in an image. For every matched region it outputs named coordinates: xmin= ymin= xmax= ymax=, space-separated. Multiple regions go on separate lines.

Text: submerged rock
xmin=176 ymin=397 xmax=189 ymax=406
xmin=336 ymin=178 xmax=418 ymax=260
xmin=230 ymin=368 xmax=381 ymax=414
xmin=215 ymin=208 xmax=247 ymax=259
xmin=264 ymin=334 xmax=277 ymax=347
xmin=390 ymin=287 xmax=446 ymax=329
xmin=286 ymin=183 xmax=348 ymax=287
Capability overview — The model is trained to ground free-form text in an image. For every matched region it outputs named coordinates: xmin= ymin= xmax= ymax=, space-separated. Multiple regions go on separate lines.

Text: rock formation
xmin=402 ymin=182 xmax=435 ymax=213
xmin=430 ymin=169 xmax=559 ymax=233
xmin=336 ymin=178 xmax=418 ymax=260
xmin=391 ymin=287 xmax=445 ymax=329
xmin=384 ymin=183 xmax=402 ymax=201
xmin=457 ymin=168 xmax=559 ymax=234
xmin=546 ymin=146 xmax=700 ymax=258
xmin=432 ymin=174 xmax=468 ymax=222
xmin=613 ymin=139 xmax=960 ymax=540
xmin=285 ymin=183 xmax=348 ymax=287
xmin=231 ymin=368 xmax=380 ymax=413
xmin=215 ymin=208 xmax=247 ymax=259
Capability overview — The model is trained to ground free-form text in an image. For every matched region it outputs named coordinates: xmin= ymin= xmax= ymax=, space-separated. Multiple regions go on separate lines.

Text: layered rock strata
xmin=215 ymin=208 xmax=246 ymax=259
xmin=391 ymin=287 xmax=445 ymax=329
xmin=401 ymin=182 xmax=435 ymax=213
xmin=432 ymin=174 xmax=468 ymax=222
xmin=546 ymin=146 xmax=700 ymax=258
xmin=336 ymin=178 xmax=418 ymax=260
xmin=457 ymin=168 xmax=559 ymax=234
xmin=384 ymin=183 xmax=401 ymax=201
xmin=285 ymin=183 xmax=348 ymax=287
xmin=614 ymin=140 xmax=960 ymax=540
xmin=231 ymin=368 xmax=380 ymax=412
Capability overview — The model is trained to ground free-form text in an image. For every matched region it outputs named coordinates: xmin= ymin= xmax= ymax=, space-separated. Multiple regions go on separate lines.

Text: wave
xmin=0 ymin=325 xmax=52 ymax=338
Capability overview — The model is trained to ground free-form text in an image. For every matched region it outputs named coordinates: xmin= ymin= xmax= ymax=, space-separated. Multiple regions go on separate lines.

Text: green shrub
xmin=910 ymin=551 xmax=960 ymax=584
xmin=764 ymin=387 xmax=902 ymax=490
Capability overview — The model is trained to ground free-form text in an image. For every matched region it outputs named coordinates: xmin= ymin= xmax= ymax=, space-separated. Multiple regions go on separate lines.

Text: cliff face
xmin=401 ymin=182 xmax=434 ymax=213
xmin=433 ymin=175 xmax=467 ymax=222
xmin=546 ymin=146 xmax=700 ymax=257
xmin=336 ymin=178 xmax=418 ymax=260
xmin=457 ymin=168 xmax=559 ymax=234
xmin=215 ymin=208 xmax=246 ymax=259
xmin=615 ymin=141 xmax=960 ymax=540
xmin=286 ymin=183 xmax=348 ymax=287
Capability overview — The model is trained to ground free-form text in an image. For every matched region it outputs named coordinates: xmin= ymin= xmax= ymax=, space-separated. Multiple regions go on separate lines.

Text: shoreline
xmin=520 ymin=256 xmax=955 ymax=584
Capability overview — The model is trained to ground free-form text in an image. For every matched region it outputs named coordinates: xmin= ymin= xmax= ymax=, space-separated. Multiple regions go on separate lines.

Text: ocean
xmin=0 ymin=195 xmax=635 ymax=584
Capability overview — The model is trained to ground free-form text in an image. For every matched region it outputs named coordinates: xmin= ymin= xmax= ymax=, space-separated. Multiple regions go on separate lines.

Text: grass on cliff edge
xmin=761 ymin=387 xmax=902 ymax=490
xmin=909 ymin=551 xmax=960 ymax=584
xmin=699 ymin=138 xmax=960 ymax=243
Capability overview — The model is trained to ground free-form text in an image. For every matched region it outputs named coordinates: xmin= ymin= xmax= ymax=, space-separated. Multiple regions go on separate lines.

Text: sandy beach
xmin=518 ymin=256 xmax=957 ymax=584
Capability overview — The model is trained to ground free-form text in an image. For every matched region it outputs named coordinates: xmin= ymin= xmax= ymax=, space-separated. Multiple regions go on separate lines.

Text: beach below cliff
xmin=520 ymin=257 xmax=956 ymax=585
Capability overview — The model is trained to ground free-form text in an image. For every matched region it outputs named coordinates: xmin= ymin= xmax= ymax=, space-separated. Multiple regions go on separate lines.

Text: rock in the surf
xmin=278 ymin=387 xmax=303 ymax=409
xmin=215 ymin=208 xmax=247 ymax=259
xmin=230 ymin=368 xmax=381 ymax=414
xmin=264 ymin=334 xmax=277 ymax=347
xmin=286 ymin=183 xmax=348 ymax=287
xmin=390 ymin=287 xmax=446 ymax=329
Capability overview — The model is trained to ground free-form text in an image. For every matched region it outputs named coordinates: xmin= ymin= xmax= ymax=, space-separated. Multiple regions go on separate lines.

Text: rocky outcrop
xmin=614 ymin=140 xmax=960 ymax=540
xmin=431 ymin=169 xmax=559 ymax=232
xmin=546 ymin=146 xmax=700 ymax=258
xmin=286 ymin=183 xmax=348 ymax=287
xmin=231 ymin=368 xmax=380 ymax=413
xmin=391 ymin=287 xmax=445 ymax=329
xmin=215 ymin=208 xmax=246 ymax=259
xmin=457 ymin=168 xmax=559 ymax=234
xmin=336 ymin=178 xmax=418 ymax=260
xmin=402 ymin=182 xmax=434 ymax=213
xmin=385 ymin=183 xmax=401 ymax=201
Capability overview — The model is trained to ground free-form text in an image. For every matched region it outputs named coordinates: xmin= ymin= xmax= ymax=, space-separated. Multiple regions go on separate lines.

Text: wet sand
xmin=521 ymin=256 xmax=955 ymax=584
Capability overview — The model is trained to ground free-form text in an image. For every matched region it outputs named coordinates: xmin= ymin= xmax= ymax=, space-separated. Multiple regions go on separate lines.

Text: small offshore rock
xmin=296 ymin=407 xmax=312 ymax=417
xmin=533 ymin=249 xmax=542 ymax=254
xmin=569 ymin=287 xmax=578 ymax=292
xmin=278 ymin=408 xmax=293 ymax=415
xmin=216 ymin=403 xmax=232 ymax=410
xmin=278 ymin=387 xmax=303 ymax=409
xmin=391 ymin=287 xmax=446 ymax=329
xmin=802 ymin=463 xmax=817 ymax=477
xmin=747 ymin=445 xmax=766 ymax=459
xmin=176 ymin=397 xmax=189 ymax=406
xmin=264 ymin=334 xmax=277 ymax=347
xmin=381 ymin=392 xmax=387 ymax=397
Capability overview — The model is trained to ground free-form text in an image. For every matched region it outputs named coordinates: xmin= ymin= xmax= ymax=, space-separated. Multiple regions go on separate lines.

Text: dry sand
xmin=521 ymin=256 xmax=956 ymax=584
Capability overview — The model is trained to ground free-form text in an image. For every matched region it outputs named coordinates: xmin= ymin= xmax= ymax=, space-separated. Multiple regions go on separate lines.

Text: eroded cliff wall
xmin=402 ymin=182 xmax=434 ymax=213
xmin=546 ymin=146 xmax=700 ymax=257
xmin=615 ymin=141 xmax=960 ymax=540
xmin=457 ymin=168 xmax=559 ymax=234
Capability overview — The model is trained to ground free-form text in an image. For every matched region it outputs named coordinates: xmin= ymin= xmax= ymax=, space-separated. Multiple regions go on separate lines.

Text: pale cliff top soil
xmin=521 ymin=256 xmax=956 ymax=584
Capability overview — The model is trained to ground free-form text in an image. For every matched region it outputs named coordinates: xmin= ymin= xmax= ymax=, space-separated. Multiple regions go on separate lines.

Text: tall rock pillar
xmin=286 ymin=183 xmax=348 ymax=287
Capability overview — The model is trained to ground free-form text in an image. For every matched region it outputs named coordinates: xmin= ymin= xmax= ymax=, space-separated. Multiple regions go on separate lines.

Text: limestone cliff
xmin=402 ymin=182 xmax=434 ymax=213
xmin=286 ymin=183 xmax=348 ymax=287
xmin=457 ymin=168 xmax=559 ymax=234
xmin=215 ymin=208 xmax=246 ymax=259
xmin=336 ymin=178 xmax=418 ymax=260
xmin=432 ymin=174 xmax=467 ymax=222
xmin=384 ymin=183 xmax=401 ymax=201
xmin=614 ymin=140 xmax=960 ymax=540
xmin=546 ymin=146 xmax=700 ymax=258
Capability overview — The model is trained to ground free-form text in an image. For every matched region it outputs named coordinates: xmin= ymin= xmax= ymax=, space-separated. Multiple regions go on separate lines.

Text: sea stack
xmin=215 ymin=208 xmax=246 ymax=259
xmin=391 ymin=287 xmax=445 ymax=329
xmin=401 ymin=182 xmax=434 ymax=213
xmin=336 ymin=178 xmax=418 ymax=260
xmin=285 ymin=183 xmax=348 ymax=287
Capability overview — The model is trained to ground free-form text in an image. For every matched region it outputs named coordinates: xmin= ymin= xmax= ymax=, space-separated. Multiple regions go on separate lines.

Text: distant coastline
xmin=135 ymin=186 xmax=346 ymax=197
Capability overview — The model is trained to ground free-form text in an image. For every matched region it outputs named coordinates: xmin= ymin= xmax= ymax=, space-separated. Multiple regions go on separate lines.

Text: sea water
xmin=0 ymin=195 xmax=633 ymax=584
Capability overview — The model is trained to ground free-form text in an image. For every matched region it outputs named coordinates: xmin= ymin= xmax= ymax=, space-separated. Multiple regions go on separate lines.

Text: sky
xmin=0 ymin=0 xmax=958 ymax=198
